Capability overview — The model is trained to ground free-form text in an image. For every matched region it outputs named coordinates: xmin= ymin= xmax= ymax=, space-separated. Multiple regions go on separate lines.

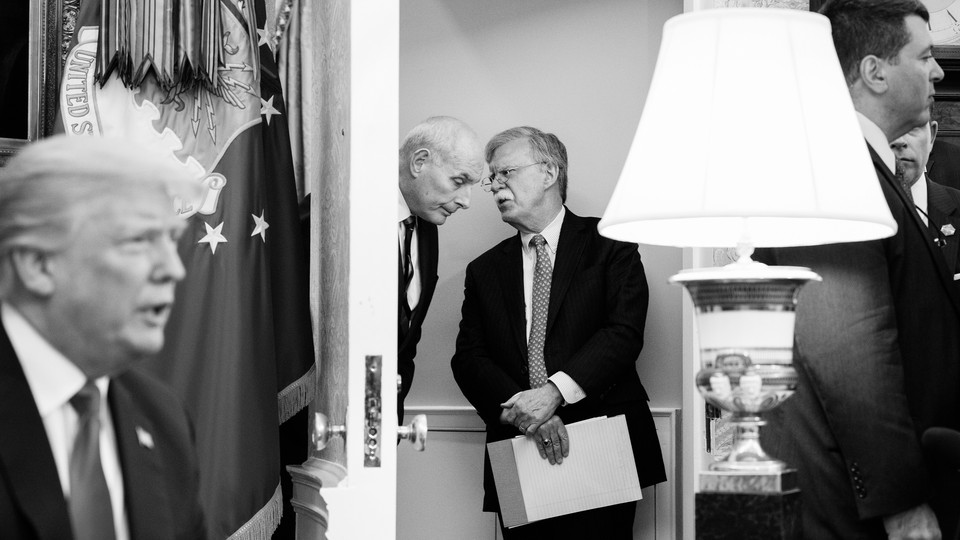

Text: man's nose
xmin=932 ymin=58 xmax=945 ymax=84
xmin=455 ymin=185 xmax=471 ymax=209
xmin=155 ymin=235 xmax=186 ymax=282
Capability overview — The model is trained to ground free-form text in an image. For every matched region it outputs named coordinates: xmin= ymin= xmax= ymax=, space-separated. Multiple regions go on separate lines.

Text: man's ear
xmin=859 ymin=55 xmax=888 ymax=94
xmin=409 ymin=148 xmax=431 ymax=178
xmin=931 ymin=120 xmax=939 ymax=146
xmin=9 ymin=248 xmax=55 ymax=296
xmin=541 ymin=162 xmax=559 ymax=190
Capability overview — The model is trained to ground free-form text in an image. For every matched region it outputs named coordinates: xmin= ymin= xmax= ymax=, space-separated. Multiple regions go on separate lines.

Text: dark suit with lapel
xmin=397 ymin=217 xmax=439 ymax=422
xmin=0 ymin=321 xmax=207 ymax=540
xmin=926 ymin=177 xmax=960 ymax=278
xmin=928 ymin=139 xmax=960 ymax=191
xmin=451 ymin=209 xmax=666 ymax=522
xmin=756 ymin=146 xmax=960 ymax=539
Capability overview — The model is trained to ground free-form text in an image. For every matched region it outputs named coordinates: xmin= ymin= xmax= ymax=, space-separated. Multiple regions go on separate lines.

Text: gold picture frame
xmin=0 ymin=0 xmax=75 ymax=166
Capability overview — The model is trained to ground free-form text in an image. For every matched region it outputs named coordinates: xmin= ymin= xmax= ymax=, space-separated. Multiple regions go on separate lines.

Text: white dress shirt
xmin=398 ymin=190 xmax=421 ymax=311
xmin=913 ymin=173 xmax=929 ymax=226
xmin=2 ymin=303 xmax=129 ymax=540
xmin=518 ymin=207 xmax=586 ymax=405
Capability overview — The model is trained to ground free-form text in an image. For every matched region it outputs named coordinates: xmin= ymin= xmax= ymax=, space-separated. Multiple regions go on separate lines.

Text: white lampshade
xmin=599 ymin=8 xmax=897 ymax=248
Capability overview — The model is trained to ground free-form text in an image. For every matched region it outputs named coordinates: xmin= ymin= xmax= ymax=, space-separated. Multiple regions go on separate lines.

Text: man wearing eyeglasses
xmin=451 ymin=126 xmax=665 ymax=538
xmin=397 ymin=116 xmax=483 ymax=424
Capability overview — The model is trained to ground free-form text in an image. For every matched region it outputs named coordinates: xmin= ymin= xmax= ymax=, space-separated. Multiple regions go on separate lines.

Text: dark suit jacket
xmin=0 ymin=321 xmax=206 ymax=540
xmin=927 ymin=178 xmax=960 ymax=277
xmin=756 ymin=146 xmax=960 ymax=539
xmin=397 ymin=217 xmax=439 ymax=421
xmin=928 ymin=139 xmax=960 ymax=191
xmin=451 ymin=209 xmax=666 ymax=512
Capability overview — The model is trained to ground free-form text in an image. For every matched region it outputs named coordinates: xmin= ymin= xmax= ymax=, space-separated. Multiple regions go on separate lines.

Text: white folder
xmin=487 ymin=414 xmax=642 ymax=528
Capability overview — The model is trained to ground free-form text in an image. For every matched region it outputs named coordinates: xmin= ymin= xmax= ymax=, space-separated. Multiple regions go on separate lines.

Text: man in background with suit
xmin=756 ymin=1 xmax=960 ymax=538
xmin=892 ymin=120 xmax=960 ymax=278
xmin=928 ymin=137 xmax=960 ymax=191
xmin=451 ymin=126 xmax=664 ymax=539
xmin=0 ymin=136 xmax=206 ymax=539
xmin=397 ymin=116 xmax=483 ymax=423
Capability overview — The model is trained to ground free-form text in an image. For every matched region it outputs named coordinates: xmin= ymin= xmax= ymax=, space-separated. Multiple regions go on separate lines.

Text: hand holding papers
xmin=487 ymin=415 xmax=642 ymax=528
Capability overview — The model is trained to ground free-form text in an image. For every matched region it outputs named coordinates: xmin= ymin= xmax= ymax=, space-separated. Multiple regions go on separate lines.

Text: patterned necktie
xmin=69 ymin=381 xmax=116 ymax=540
xmin=528 ymin=234 xmax=552 ymax=388
xmin=399 ymin=216 xmax=416 ymax=333
xmin=895 ymin=160 xmax=915 ymax=206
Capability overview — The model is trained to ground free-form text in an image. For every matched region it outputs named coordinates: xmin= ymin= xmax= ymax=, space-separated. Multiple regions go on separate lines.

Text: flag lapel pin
xmin=136 ymin=426 xmax=155 ymax=450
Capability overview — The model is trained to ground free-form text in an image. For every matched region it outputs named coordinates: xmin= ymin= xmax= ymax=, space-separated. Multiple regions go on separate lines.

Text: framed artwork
xmin=0 ymin=0 xmax=73 ymax=165
xmin=931 ymin=0 xmax=960 ymax=144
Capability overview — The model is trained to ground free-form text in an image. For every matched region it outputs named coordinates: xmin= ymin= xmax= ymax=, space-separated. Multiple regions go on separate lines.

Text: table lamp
xmin=598 ymin=8 xmax=897 ymax=538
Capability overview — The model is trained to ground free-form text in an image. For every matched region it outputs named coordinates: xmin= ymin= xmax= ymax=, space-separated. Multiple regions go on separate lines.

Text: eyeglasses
xmin=480 ymin=162 xmax=546 ymax=192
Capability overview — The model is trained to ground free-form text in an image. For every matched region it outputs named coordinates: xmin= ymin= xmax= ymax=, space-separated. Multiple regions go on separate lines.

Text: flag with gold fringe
xmin=56 ymin=1 xmax=314 ymax=538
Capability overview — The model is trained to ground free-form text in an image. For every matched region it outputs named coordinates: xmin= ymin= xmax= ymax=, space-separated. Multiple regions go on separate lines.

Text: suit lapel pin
xmin=941 ymin=224 xmax=956 ymax=237
xmin=136 ymin=426 xmax=155 ymax=450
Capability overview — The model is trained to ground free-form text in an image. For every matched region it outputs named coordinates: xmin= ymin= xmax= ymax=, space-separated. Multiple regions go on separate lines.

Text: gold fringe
xmin=277 ymin=362 xmax=317 ymax=424
xmin=226 ymin=483 xmax=283 ymax=540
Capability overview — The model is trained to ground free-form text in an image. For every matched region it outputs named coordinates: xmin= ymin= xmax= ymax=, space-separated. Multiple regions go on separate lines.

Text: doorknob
xmin=311 ymin=412 xmax=346 ymax=452
xmin=398 ymin=414 xmax=428 ymax=451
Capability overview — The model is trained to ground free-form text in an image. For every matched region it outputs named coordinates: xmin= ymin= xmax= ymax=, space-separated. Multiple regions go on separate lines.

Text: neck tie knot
xmin=70 ymin=381 xmax=101 ymax=419
xmin=402 ymin=215 xmax=416 ymax=231
xmin=895 ymin=161 xmax=916 ymax=206
xmin=531 ymin=234 xmax=546 ymax=249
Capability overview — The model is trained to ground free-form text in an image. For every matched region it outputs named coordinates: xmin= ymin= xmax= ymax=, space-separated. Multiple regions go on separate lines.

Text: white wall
xmin=400 ymin=0 xmax=685 ymax=411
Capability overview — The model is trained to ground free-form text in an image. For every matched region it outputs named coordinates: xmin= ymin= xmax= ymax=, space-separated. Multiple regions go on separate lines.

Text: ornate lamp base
xmin=708 ymin=416 xmax=784 ymax=473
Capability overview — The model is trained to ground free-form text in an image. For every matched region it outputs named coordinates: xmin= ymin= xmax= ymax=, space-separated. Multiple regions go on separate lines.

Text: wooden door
xmin=286 ymin=1 xmax=402 ymax=538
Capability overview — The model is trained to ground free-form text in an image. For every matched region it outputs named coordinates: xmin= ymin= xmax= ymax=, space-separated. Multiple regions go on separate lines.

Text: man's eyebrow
xmin=458 ymin=168 xmax=481 ymax=183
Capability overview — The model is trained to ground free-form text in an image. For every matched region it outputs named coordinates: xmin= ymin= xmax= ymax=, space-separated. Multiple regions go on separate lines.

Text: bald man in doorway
xmin=397 ymin=116 xmax=484 ymax=423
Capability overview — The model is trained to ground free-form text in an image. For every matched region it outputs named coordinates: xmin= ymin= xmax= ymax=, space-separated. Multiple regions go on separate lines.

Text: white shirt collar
xmin=857 ymin=112 xmax=896 ymax=174
xmin=1 ymin=303 xmax=88 ymax=416
xmin=914 ymin=172 xmax=928 ymax=215
xmin=520 ymin=206 xmax=565 ymax=251
xmin=399 ymin=189 xmax=412 ymax=223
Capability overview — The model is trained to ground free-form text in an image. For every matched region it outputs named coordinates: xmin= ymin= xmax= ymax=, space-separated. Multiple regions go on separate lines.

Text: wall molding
xmin=404 ymin=405 xmax=680 ymax=434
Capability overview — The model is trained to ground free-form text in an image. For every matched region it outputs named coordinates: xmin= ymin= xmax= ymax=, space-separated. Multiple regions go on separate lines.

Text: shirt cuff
xmin=548 ymin=371 xmax=586 ymax=405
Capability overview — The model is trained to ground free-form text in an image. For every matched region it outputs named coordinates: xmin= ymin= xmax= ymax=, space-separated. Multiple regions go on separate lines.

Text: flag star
xmin=199 ymin=221 xmax=228 ymax=254
xmin=251 ymin=211 xmax=270 ymax=242
xmin=257 ymin=27 xmax=269 ymax=47
xmin=260 ymin=95 xmax=281 ymax=125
